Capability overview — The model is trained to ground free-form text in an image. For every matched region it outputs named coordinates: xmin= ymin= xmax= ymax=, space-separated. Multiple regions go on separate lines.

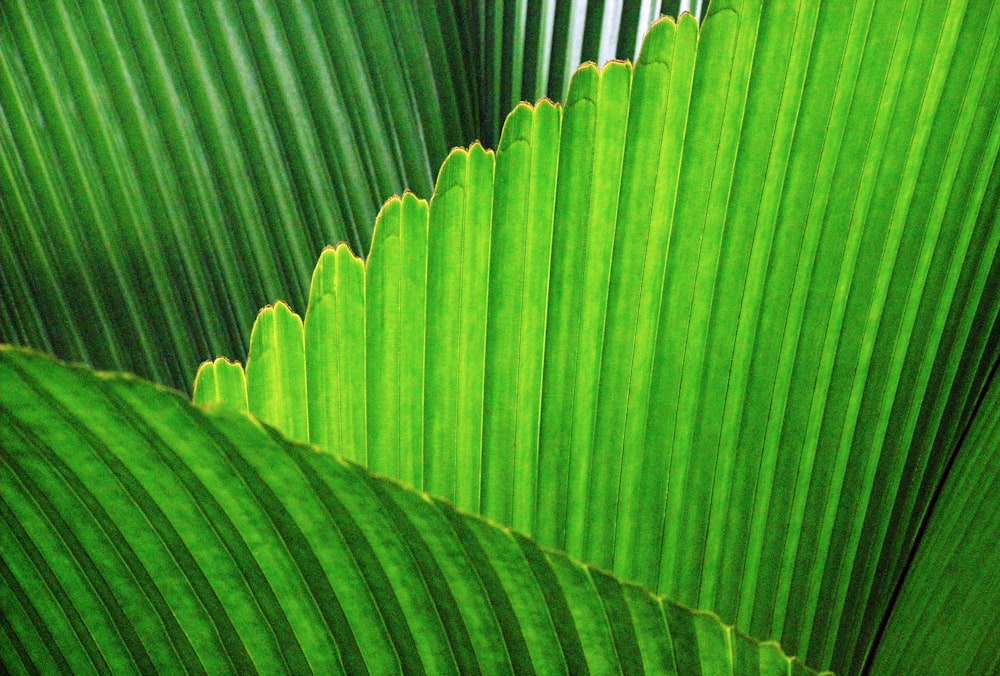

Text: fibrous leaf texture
xmin=195 ymin=1 xmax=1000 ymax=672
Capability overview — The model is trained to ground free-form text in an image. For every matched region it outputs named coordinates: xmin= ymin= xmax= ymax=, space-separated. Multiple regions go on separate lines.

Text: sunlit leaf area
xmin=2 ymin=0 xmax=998 ymax=673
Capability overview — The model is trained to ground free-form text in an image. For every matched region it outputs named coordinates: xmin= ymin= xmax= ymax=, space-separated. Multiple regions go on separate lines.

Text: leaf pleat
xmin=0 ymin=564 xmax=60 ymax=674
xmin=482 ymin=100 xmax=562 ymax=533
xmin=621 ymin=582 xmax=678 ymax=672
xmin=0 ymin=491 xmax=109 ymax=673
xmin=59 ymin=372 xmax=336 ymax=669
xmin=698 ymin=0 xmax=821 ymax=620
xmin=366 ymin=194 xmax=429 ymax=484
xmin=245 ymin=302 xmax=308 ymax=444
xmin=832 ymin=21 xmax=1000 ymax=667
xmin=516 ymin=530 xmax=595 ymax=673
xmin=277 ymin=432 xmax=415 ymax=673
xmin=305 ymin=245 xmax=368 ymax=462
xmin=437 ymin=498 xmax=532 ymax=674
xmin=424 ymin=145 xmax=496 ymax=510
xmin=537 ymin=59 xmax=632 ymax=555
xmin=192 ymin=357 xmax=248 ymax=413
xmin=543 ymin=550 xmax=621 ymax=672
xmin=363 ymin=473 xmax=483 ymax=674
xmin=590 ymin=566 xmax=645 ymax=671
xmin=452 ymin=506 xmax=568 ymax=672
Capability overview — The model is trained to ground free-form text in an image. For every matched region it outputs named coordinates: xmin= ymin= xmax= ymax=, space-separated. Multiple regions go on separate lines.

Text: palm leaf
xmin=0 ymin=0 xmax=667 ymax=391
xmin=195 ymin=1 xmax=1000 ymax=671
xmin=480 ymin=0 xmax=699 ymax=143
xmin=0 ymin=346 xmax=825 ymax=674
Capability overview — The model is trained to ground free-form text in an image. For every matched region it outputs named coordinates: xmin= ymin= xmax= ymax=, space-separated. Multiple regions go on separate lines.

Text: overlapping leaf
xmin=0 ymin=0 xmax=474 ymax=389
xmin=0 ymin=347 xmax=826 ymax=674
xmin=196 ymin=1 xmax=1000 ymax=671
xmin=480 ymin=0 xmax=700 ymax=143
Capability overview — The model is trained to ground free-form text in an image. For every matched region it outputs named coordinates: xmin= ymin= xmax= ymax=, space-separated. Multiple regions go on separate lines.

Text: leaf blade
xmin=1 ymin=346 xmax=822 ymax=674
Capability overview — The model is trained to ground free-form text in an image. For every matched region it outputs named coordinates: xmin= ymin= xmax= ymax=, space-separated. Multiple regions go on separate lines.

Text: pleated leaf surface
xmin=196 ymin=2 xmax=1000 ymax=671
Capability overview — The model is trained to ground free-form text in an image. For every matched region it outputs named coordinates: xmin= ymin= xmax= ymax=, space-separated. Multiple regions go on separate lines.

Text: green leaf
xmin=245 ymin=302 xmax=309 ymax=444
xmin=480 ymin=0 xmax=684 ymax=148
xmin=424 ymin=145 xmax=496 ymax=505
xmin=205 ymin=2 xmax=1000 ymax=671
xmin=0 ymin=346 xmax=824 ymax=674
xmin=367 ymin=194 xmax=430 ymax=483
xmin=6 ymin=0 xmax=999 ymax=672
xmin=191 ymin=356 xmax=247 ymax=413
xmin=306 ymin=244 xmax=368 ymax=464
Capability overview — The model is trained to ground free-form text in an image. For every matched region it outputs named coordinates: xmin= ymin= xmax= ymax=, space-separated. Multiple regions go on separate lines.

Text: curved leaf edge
xmin=190 ymin=13 xmax=698 ymax=381
xmin=3 ymin=344 xmax=827 ymax=674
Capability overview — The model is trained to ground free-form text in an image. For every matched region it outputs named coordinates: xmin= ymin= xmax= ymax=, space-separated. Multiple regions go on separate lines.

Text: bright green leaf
xmin=192 ymin=356 xmax=247 ymax=413
xmin=245 ymin=301 xmax=309 ymax=444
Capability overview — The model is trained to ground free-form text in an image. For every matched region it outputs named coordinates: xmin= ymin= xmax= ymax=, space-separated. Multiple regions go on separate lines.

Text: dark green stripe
xmin=520 ymin=0 xmax=543 ymax=100
xmin=12 ymin=363 xmax=249 ymax=672
xmin=579 ymin=3 xmax=605 ymax=79
xmin=662 ymin=1 xmax=682 ymax=20
xmin=2 ymin=424 xmax=150 ymax=672
xmin=546 ymin=0 xmax=572 ymax=99
xmin=92 ymin=383 xmax=313 ymax=674
xmin=361 ymin=470 xmax=475 ymax=674
xmin=734 ymin=631 xmax=760 ymax=675
xmin=189 ymin=418 xmax=367 ymax=673
xmin=512 ymin=532 xmax=589 ymax=674
xmin=791 ymin=657 xmax=813 ymax=676
xmin=589 ymin=566 xmax=644 ymax=673
xmin=615 ymin=0 xmax=641 ymax=60
xmin=0 ymin=546 xmax=73 ymax=674
xmin=8 ymin=358 xmax=261 ymax=671
xmin=663 ymin=601 xmax=702 ymax=676
xmin=622 ymin=584 xmax=679 ymax=673
xmin=437 ymin=501 xmax=533 ymax=675
xmin=288 ymin=438 xmax=421 ymax=674
xmin=9 ymin=401 xmax=210 ymax=674
xmin=11 ymin=411 xmax=211 ymax=671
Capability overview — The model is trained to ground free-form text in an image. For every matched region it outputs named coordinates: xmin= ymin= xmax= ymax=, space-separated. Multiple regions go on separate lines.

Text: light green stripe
xmin=424 ymin=147 xmax=496 ymax=508
xmin=482 ymin=101 xmax=561 ymax=532
xmin=246 ymin=302 xmax=308 ymax=443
